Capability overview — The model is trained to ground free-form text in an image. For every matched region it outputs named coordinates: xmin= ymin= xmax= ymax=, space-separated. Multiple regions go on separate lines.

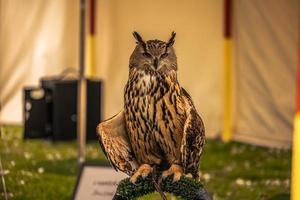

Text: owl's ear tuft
xmin=167 ymin=31 xmax=176 ymax=47
xmin=132 ymin=31 xmax=146 ymax=46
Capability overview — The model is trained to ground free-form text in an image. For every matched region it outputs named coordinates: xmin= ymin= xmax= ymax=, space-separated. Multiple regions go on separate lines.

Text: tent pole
xmin=222 ymin=0 xmax=233 ymax=142
xmin=291 ymin=19 xmax=300 ymax=200
xmin=86 ymin=0 xmax=96 ymax=77
xmin=78 ymin=0 xmax=86 ymax=164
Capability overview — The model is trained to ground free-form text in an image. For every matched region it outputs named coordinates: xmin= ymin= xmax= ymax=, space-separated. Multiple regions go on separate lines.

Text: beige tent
xmin=0 ymin=0 xmax=299 ymax=148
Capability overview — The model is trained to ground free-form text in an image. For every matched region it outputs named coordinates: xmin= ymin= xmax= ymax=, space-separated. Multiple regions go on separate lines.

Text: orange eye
xmin=161 ymin=53 xmax=168 ymax=59
xmin=142 ymin=52 xmax=152 ymax=58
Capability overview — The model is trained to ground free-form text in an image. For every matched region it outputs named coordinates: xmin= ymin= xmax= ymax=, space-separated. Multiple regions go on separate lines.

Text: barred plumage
xmin=124 ymin=68 xmax=185 ymax=166
xmin=97 ymin=32 xmax=205 ymax=182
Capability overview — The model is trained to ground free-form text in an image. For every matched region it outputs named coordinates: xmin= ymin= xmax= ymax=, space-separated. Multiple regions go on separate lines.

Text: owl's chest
xmin=124 ymin=74 xmax=160 ymax=120
xmin=124 ymin=74 xmax=185 ymax=133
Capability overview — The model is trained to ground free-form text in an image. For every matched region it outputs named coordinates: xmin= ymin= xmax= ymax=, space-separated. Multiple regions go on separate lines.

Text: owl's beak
xmin=153 ymin=58 xmax=159 ymax=69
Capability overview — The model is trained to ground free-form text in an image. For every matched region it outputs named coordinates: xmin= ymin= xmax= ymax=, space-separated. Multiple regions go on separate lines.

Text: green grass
xmin=0 ymin=125 xmax=291 ymax=200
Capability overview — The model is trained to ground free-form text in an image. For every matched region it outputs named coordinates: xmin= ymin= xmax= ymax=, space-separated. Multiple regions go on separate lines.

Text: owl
xmin=97 ymin=32 xmax=205 ymax=183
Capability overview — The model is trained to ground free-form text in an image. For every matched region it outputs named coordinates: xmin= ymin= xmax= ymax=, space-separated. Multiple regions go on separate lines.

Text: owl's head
xmin=129 ymin=32 xmax=177 ymax=74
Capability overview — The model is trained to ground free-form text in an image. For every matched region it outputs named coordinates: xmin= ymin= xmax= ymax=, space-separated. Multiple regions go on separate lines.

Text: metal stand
xmin=78 ymin=0 xmax=86 ymax=164
xmin=0 ymin=125 xmax=8 ymax=200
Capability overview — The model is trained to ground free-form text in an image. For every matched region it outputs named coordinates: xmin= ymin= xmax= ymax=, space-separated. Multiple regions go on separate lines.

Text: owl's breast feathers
xmin=123 ymin=69 xmax=204 ymax=175
xmin=97 ymin=69 xmax=205 ymax=178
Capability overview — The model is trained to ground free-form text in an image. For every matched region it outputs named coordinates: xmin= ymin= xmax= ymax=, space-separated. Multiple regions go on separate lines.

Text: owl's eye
xmin=142 ymin=52 xmax=152 ymax=58
xmin=160 ymin=53 xmax=169 ymax=59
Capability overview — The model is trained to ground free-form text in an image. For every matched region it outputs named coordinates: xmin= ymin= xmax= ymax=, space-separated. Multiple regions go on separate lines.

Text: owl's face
xmin=129 ymin=32 xmax=177 ymax=74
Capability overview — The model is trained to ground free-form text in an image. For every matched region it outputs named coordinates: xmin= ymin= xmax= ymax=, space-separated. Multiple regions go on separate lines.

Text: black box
xmin=23 ymin=87 xmax=52 ymax=138
xmin=24 ymin=78 xmax=102 ymax=141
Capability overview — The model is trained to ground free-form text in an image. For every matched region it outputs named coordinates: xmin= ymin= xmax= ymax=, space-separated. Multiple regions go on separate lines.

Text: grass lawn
xmin=0 ymin=125 xmax=291 ymax=200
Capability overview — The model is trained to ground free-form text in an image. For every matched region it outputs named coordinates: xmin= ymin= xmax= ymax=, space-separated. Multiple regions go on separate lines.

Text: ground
xmin=0 ymin=125 xmax=291 ymax=200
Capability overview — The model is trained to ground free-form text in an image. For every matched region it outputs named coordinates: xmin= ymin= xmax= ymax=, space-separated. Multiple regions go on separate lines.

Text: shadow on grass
xmin=268 ymin=193 xmax=290 ymax=200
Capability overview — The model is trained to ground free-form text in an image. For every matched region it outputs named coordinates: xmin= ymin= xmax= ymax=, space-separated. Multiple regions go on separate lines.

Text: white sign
xmin=73 ymin=164 xmax=128 ymax=200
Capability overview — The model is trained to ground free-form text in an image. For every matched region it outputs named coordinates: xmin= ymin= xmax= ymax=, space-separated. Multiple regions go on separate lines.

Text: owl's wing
xmin=180 ymin=88 xmax=205 ymax=178
xmin=97 ymin=110 xmax=138 ymax=175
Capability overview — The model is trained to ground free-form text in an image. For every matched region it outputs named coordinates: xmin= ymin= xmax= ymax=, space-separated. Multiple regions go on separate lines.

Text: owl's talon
xmin=162 ymin=164 xmax=183 ymax=182
xmin=130 ymin=164 xmax=153 ymax=183
xmin=141 ymin=173 xmax=148 ymax=179
xmin=130 ymin=174 xmax=138 ymax=183
xmin=185 ymin=173 xmax=193 ymax=179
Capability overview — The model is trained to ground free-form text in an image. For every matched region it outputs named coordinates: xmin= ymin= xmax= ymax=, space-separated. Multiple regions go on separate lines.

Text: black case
xmin=23 ymin=87 xmax=51 ymax=138
xmin=24 ymin=78 xmax=102 ymax=141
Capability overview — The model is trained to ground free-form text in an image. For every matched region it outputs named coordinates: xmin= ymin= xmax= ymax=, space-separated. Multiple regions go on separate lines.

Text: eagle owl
xmin=97 ymin=32 xmax=205 ymax=183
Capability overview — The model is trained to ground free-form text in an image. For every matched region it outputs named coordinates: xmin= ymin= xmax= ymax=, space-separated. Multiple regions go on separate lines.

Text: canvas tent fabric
xmin=0 ymin=0 xmax=79 ymax=123
xmin=0 ymin=0 xmax=299 ymax=148
xmin=0 ymin=0 xmax=224 ymax=138
xmin=233 ymin=0 xmax=299 ymax=148
xmin=94 ymin=0 xmax=224 ymax=138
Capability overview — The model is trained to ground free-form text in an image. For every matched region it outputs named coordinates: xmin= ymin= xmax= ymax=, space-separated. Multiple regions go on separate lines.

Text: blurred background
xmin=0 ymin=0 xmax=299 ymax=199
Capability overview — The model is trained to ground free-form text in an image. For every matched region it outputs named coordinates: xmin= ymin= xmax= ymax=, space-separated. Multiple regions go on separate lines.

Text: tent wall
xmin=0 ymin=0 xmax=224 ymax=138
xmin=0 ymin=0 xmax=299 ymax=147
xmin=233 ymin=0 xmax=299 ymax=148
xmin=95 ymin=0 xmax=224 ymax=137
xmin=0 ymin=0 xmax=79 ymax=123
